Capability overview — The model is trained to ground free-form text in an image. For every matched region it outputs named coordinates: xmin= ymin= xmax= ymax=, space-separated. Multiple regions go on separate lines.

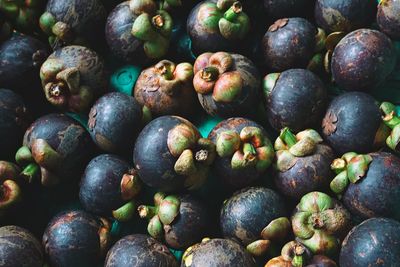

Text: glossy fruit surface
xmin=263 ymin=0 xmax=315 ymax=22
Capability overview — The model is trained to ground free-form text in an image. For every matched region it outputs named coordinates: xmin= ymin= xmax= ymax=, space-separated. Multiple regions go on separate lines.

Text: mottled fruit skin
xmin=23 ymin=113 xmax=94 ymax=184
xmin=0 ymin=35 xmax=48 ymax=91
xmin=88 ymin=92 xmax=143 ymax=154
xmin=220 ymin=187 xmax=286 ymax=246
xmin=331 ymin=29 xmax=396 ymax=91
xmin=262 ymin=18 xmax=316 ymax=72
xmin=275 ymin=144 xmax=335 ymax=200
xmin=0 ymin=89 xmax=30 ymax=161
xmin=314 ymin=0 xmax=376 ymax=33
xmin=342 ymin=152 xmax=400 ymax=221
xmin=105 ymin=234 xmax=178 ymax=267
xmin=0 ymin=226 xmax=43 ymax=267
xmin=377 ymin=0 xmax=400 ymax=40
xmin=266 ymin=69 xmax=327 ymax=132
xmin=182 ymin=238 xmax=256 ymax=267
xmin=321 ymin=92 xmax=382 ymax=155
xmin=80 ymin=154 xmax=132 ymax=217
xmin=263 ymin=0 xmax=315 ymax=21
xmin=43 ymin=210 xmax=109 ymax=267
xmin=105 ymin=2 xmax=148 ymax=64
xmin=340 ymin=218 xmax=400 ymax=267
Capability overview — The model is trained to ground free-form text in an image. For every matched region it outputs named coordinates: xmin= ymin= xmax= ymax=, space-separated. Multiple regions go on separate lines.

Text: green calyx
xmin=275 ymin=128 xmax=323 ymax=172
xmin=246 ymin=217 xmax=291 ymax=256
xmin=138 ymin=193 xmax=180 ymax=240
xmin=292 ymin=192 xmax=350 ymax=256
xmin=154 ymin=60 xmax=194 ymax=95
xmin=263 ymin=73 xmax=280 ymax=97
xmin=380 ymin=102 xmax=400 ymax=151
xmin=112 ymin=200 xmax=136 ymax=222
xmin=216 ymin=126 xmax=274 ymax=172
xmin=39 ymin=12 xmax=73 ymax=46
xmin=131 ymin=9 xmax=173 ymax=59
xmin=330 ymin=152 xmax=373 ymax=195
xmin=0 ymin=0 xmax=44 ymax=32
xmin=281 ymin=241 xmax=309 ymax=267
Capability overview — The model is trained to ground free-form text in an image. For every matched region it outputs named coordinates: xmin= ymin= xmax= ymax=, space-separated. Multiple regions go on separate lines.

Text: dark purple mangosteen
xmin=88 ymin=92 xmax=143 ymax=155
xmin=105 ymin=0 xmax=173 ymax=64
xmin=377 ymin=0 xmax=400 ymax=40
xmin=274 ymin=128 xmax=336 ymax=200
xmin=193 ymin=52 xmax=261 ymax=118
xmin=80 ymin=154 xmax=141 ymax=222
xmin=220 ymin=187 xmax=289 ymax=257
xmin=181 ymin=238 xmax=256 ymax=267
xmin=0 ymin=161 xmax=22 ymax=218
xmin=43 ymin=210 xmax=111 ymax=267
xmin=15 ymin=113 xmax=94 ymax=187
xmin=340 ymin=218 xmax=400 ymax=267
xmin=265 ymin=241 xmax=337 ymax=267
xmin=331 ymin=29 xmax=396 ymax=91
xmin=208 ymin=118 xmax=274 ymax=189
xmin=0 ymin=225 xmax=43 ymax=267
xmin=330 ymin=151 xmax=400 ymax=221
xmin=321 ymin=92 xmax=386 ymax=155
xmin=263 ymin=0 xmax=316 ymax=22
xmin=187 ymin=0 xmax=250 ymax=55
xmin=138 ymin=192 xmax=208 ymax=249
xmin=314 ymin=0 xmax=377 ymax=33
xmin=262 ymin=17 xmax=325 ymax=72
xmin=133 ymin=116 xmax=216 ymax=192
xmin=40 ymin=45 xmax=107 ymax=113
xmin=134 ymin=60 xmax=198 ymax=117
xmin=105 ymin=234 xmax=178 ymax=267
xmin=264 ymin=69 xmax=327 ymax=132
xmin=0 ymin=89 xmax=30 ymax=161
xmin=39 ymin=0 xmax=106 ymax=49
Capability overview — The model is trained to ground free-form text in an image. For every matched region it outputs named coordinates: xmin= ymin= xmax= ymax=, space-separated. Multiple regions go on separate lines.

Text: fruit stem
xmin=152 ymin=14 xmax=164 ymax=29
xmin=200 ymin=66 xmax=219 ymax=82
xmin=195 ymin=149 xmax=209 ymax=162
xmin=279 ymin=127 xmax=298 ymax=148
xmin=138 ymin=205 xmax=158 ymax=219
xmin=292 ymin=244 xmax=306 ymax=267
xmin=20 ymin=163 xmax=40 ymax=183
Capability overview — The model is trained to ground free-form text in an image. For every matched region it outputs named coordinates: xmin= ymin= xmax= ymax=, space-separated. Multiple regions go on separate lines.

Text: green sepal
xmin=158 ymin=195 xmax=180 ymax=225
xmin=216 ymin=130 xmax=240 ymax=157
xmin=291 ymin=211 xmax=314 ymax=239
xmin=20 ymin=163 xmax=40 ymax=183
xmin=39 ymin=12 xmax=56 ymax=35
xmin=300 ymin=229 xmax=339 ymax=256
xmin=147 ymin=215 xmax=163 ymax=239
xmin=347 ymin=154 xmax=372 ymax=184
xmin=112 ymin=200 xmax=136 ymax=222
xmin=387 ymin=124 xmax=400 ymax=150
xmin=15 ymin=146 xmax=34 ymax=165
xmin=298 ymin=192 xmax=334 ymax=213
xmin=246 ymin=239 xmax=271 ymax=257
xmin=261 ymin=217 xmax=291 ymax=241
xmin=330 ymin=170 xmax=349 ymax=195
xmin=219 ymin=11 xmax=250 ymax=40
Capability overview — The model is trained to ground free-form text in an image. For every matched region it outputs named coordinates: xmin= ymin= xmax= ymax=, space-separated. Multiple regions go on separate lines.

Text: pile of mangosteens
xmin=1 ymin=0 xmax=400 ymax=266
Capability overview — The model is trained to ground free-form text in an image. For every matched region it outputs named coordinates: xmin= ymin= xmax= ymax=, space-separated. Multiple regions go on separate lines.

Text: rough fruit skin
xmin=0 ymin=225 xmax=43 ymax=267
xmin=262 ymin=17 xmax=317 ymax=72
xmin=321 ymin=92 xmax=382 ymax=155
xmin=377 ymin=0 xmax=400 ymax=40
xmin=88 ymin=92 xmax=143 ymax=155
xmin=105 ymin=234 xmax=178 ymax=267
xmin=266 ymin=69 xmax=327 ymax=132
xmin=314 ymin=0 xmax=377 ymax=33
xmin=181 ymin=238 xmax=256 ymax=267
xmin=340 ymin=218 xmax=400 ymax=267
xmin=331 ymin=29 xmax=396 ymax=91
xmin=220 ymin=187 xmax=287 ymax=246
xmin=342 ymin=152 xmax=400 ymax=221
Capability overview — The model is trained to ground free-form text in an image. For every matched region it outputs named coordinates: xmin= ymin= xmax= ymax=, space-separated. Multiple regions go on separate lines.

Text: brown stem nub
xmin=311 ymin=215 xmax=324 ymax=229
xmin=195 ymin=149 xmax=209 ymax=162
xmin=200 ymin=67 xmax=219 ymax=82
xmin=232 ymin=1 xmax=242 ymax=13
xmin=49 ymin=83 xmax=66 ymax=97
xmin=152 ymin=15 xmax=164 ymax=28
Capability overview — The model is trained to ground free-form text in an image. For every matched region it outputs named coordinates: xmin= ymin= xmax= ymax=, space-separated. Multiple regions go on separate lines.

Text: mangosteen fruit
xmin=105 ymin=0 xmax=173 ymax=64
xmin=80 ymin=154 xmax=141 ymax=222
xmin=193 ymin=52 xmax=261 ymax=118
xmin=274 ymin=128 xmax=335 ymax=200
xmin=262 ymin=18 xmax=325 ymax=72
xmin=43 ymin=210 xmax=111 ymax=267
xmin=15 ymin=113 xmax=94 ymax=187
xmin=182 ymin=238 xmax=256 ymax=267
xmin=377 ymin=0 xmax=400 ymax=40
xmin=265 ymin=241 xmax=337 ymax=267
xmin=0 ymin=225 xmax=43 ymax=267
xmin=40 ymin=45 xmax=107 ymax=113
xmin=380 ymin=101 xmax=400 ymax=152
xmin=0 ymin=89 xmax=30 ymax=161
xmin=105 ymin=234 xmax=178 ymax=267
xmin=321 ymin=92 xmax=387 ymax=155
xmin=340 ymin=218 xmax=400 ymax=267
xmin=314 ymin=0 xmax=377 ymax=33
xmin=134 ymin=60 xmax=198 ymax=117
xmin=0 ymin=161 xmax=22 ymax=217
xmin=220 ymin=187 xmax=289 ymax=257
xmin=133 ymin=116 xmax=216 ymax=192
xmin=331 ymin=29 xmax=396 ymax=91
xmin=265 ymin=69 xmax=327 ymax=132
xmin=208 ymin=118 xmax=274 ymax=189
xmin=187 ymin=0 xmax=250 ymax=54
xmin=138 ymin=192 xmax=208 ymax=249
xmin=292 ymin=192 xmax=351 ymax=256
xmin=263 ymin=0 xmax=316 ymax=22
xmin=330 ymin=151 xmax=400 ymax=221
xmin=88 ymin=92 xmax=143 ymax=155
xmin=39 ymin=0 xmax=106 ymax=48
